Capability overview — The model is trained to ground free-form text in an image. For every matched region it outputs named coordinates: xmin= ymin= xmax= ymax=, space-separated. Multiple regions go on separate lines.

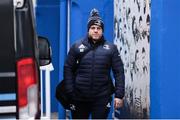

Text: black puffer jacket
xmin=64 ymin=36 xmax=125 ymax=101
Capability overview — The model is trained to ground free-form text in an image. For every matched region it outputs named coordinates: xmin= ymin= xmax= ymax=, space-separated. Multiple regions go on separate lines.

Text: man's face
xmin=88 ymin=25 xmax=103 ymax=41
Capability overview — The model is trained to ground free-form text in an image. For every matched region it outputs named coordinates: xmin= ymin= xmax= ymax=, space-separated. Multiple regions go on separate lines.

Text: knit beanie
xmin=87 ymin=8 xmax=104 ymax=31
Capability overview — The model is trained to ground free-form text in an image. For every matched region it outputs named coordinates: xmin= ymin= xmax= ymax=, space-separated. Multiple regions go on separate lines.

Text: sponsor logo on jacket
xmin=79 ymin=44 xmax=86 ymax=52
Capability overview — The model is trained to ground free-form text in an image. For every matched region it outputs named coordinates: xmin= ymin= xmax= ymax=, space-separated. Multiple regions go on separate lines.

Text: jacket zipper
xmin=91 ymin=47 xmax=96 ymax=96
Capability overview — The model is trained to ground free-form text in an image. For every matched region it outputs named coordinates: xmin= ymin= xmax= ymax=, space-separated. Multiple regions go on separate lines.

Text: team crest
xmin=103 ymin=44 xmax=110 ymax=50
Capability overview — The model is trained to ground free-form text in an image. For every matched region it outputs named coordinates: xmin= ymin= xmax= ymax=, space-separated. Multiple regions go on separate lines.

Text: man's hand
xmin=114 ymin=98 xmax=123 ymax=109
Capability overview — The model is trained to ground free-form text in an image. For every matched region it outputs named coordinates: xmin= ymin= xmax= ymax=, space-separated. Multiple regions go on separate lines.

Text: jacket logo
xmin=79 ymin=44 xmax=85 ymax=52
xmin=106 ymin=102 xmax=111 ymax=108
xmin=103 ymin=45 xmax=110 ymax=50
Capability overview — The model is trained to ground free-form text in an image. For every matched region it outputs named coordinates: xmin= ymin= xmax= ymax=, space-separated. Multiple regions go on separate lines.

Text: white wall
xmin=114 ymin=0 xmax=150 ymax=118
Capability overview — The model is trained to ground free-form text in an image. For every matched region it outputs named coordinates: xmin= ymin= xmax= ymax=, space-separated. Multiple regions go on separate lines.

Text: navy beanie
xmin=87 ymin=8 xmax=104 ymax=31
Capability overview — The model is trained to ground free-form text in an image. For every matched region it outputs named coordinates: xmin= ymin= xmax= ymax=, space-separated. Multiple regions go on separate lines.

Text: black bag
xmin=55 ymin=79 xmax=71 ymax=109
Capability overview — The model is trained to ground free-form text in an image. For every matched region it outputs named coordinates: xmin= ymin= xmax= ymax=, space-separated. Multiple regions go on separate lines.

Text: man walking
xmin=63 ymin=8 xmax=125 ymax=119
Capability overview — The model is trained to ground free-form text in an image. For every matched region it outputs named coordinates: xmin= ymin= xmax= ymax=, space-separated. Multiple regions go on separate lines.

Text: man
xmin=63 ymin=8 xmax=125 ymax=119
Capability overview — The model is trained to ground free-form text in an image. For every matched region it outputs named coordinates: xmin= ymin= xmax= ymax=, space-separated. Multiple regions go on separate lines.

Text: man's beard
xmin=88 ymin=35 xmax=102 ymax=41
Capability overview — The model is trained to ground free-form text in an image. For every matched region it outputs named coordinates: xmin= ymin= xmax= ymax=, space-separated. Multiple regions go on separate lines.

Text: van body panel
xmin=0 ymin=0 xmax=51 ymax=118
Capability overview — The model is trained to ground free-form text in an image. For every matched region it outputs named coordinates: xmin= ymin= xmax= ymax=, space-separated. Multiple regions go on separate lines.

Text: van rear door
xmin=0 ymin=0 xmax=17 ymax=118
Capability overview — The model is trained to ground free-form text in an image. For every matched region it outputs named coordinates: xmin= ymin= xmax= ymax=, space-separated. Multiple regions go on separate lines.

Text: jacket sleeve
xmin=111 ymin=45 xmax=125 ymax=99
xmin=63 ymin=44 xmax=77 ymax=97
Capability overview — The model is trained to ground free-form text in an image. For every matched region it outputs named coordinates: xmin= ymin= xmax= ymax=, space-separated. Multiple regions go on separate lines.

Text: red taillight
xmin=17 ymin=58 xmax=38 ymax=118
xmin=17 ymin=58 xmax=37 ymax=107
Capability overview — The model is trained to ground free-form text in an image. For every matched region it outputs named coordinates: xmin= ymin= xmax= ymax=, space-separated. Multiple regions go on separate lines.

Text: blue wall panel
xmin=37 ymin=0 xmax=59 ymax=5
xmin=58 ymin=0 xmax=68 ymax=118
xmin=70 ymin=0 xmax=114 ymax=44
xmin=36 ymin=4 xmax=60 ymax=113
xmin=151 ymin=0 xmax=180 ymax=118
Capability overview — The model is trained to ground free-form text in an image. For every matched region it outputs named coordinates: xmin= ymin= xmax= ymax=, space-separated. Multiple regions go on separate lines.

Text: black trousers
xmin=71 ymin=96 xmax=112 ymax=119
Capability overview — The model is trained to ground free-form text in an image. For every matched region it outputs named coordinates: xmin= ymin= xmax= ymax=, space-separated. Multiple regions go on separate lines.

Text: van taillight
xmin=17 ymin=58 xmax=38 ymax=118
